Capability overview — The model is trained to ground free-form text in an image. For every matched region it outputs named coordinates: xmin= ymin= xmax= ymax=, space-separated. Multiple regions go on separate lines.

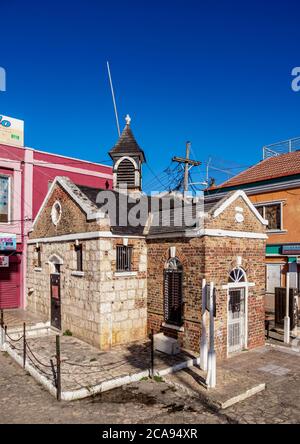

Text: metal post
xmin=284 ymin=272 xmax=290 ymax=344
xmin=206 ymin=282 xmax=216 ymax=388
xmin=0 ymin=310 xmax=4 ymax=348
xmin=23 ymin=323 xmax=26 ymax=369
xmin=56 ymin=335 xmax=61 ymax=401
xmin=200 ymin=278 xmax=208 ymax=371
xmin=150 ymin=329 xmax=154 ymax=378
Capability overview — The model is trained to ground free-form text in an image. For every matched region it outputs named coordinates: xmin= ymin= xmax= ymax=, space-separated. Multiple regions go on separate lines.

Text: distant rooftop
xmin=263 ymin=136 xmax=300 ymax=159
xmin=207 ymin=150 xmax=300 ymax=191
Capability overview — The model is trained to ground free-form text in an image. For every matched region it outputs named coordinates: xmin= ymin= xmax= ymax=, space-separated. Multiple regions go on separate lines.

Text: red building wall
xmin=0 ymin=142 xmax=113 ymax=309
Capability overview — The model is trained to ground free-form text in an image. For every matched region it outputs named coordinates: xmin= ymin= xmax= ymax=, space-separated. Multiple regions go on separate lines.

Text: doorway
xmin=228 ymin=288 xmax=245 ymax=354
xmin=49 ymin=258 xmax=62 ymax=330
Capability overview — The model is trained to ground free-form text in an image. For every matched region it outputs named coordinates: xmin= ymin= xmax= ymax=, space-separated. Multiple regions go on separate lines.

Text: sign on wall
xmin=282 ymin=244 xmax=300 ymax=255
xmin=0 ymin=115 xmax=24 ymax=147
xmin=0 ymin=234 xmax=16 ymax=251
xmin=0 ymin=256 xmax=9 ymax=267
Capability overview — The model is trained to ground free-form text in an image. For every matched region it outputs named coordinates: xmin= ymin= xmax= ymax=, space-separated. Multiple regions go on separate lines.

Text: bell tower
xmin=109 ymin=115 xmax=146 ymax=193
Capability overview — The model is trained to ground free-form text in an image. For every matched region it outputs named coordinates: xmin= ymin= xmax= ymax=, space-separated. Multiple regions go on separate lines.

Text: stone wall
xmin=31 ymin=183 xmax=110 ymax=239
xmin=27 ymin=236 xmax=147 ymax=349
xmin=97 ymin=237 xmax=147 ymax=350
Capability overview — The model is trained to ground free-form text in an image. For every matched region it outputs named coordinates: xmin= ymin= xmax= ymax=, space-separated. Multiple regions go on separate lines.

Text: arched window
xmin=164 ymin=258 xmax=183 ymax=326
xmin=228 ymin=267 xmax=246 ymax=283
xmin=117 ymin=158 xmax=136 ymax=189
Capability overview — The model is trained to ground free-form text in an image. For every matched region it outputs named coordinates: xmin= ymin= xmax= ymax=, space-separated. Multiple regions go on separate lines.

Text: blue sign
xmin=0 ymin=234 xmax=16 ymax=251
xmin=0 ymin=116 xmax=11 ymax=127
xmin=282 ymin=244 xmax=300 ymax=255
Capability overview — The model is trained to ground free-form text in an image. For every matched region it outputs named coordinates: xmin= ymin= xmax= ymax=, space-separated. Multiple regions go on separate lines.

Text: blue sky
xmin=1 ymin=0 xmax=300 ymax=191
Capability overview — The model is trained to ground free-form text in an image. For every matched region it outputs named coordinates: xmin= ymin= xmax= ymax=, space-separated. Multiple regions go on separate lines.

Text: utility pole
xmin=172 ymin=141 xmax=201 ymax=195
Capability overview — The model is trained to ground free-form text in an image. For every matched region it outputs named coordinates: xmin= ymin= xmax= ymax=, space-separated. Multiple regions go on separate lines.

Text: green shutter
xmin=266 ymin=245 xmax=281 ymax=255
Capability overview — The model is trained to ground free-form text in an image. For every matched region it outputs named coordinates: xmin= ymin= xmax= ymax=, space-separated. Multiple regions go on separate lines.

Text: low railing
xmin=0 ymin=309 xmax=62 ymax=401
xmin=0 ymin=310 xmax=156 ymax=400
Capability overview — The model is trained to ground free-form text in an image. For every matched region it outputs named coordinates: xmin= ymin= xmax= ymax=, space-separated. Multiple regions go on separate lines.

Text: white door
xmin=228 ymin=289 xmax=245 ymax=354
xmin=266 ymin=264 xmax=282 ymax=293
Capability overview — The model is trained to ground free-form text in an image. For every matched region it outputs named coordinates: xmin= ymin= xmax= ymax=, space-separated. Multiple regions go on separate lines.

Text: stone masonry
xmin=27 ymin=181 xmax=147 ymax=350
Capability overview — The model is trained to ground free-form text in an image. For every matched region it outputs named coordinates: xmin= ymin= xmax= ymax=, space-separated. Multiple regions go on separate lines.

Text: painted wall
xmin=250 ymin=187 xmax=300 ymax=244
xmin=0 ymin=142 xmax=113 ymax=309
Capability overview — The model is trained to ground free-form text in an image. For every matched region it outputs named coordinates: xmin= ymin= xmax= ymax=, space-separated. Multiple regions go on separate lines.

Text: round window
xmin=51 ymin=201 xmax=62 ymax=226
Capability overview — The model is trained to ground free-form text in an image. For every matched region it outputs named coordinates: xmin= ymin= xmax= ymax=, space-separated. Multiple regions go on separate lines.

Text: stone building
xmin=26 ymin=118 xmax=268 ymax=358
xmin=147 ymin=191 xmax=268 ymax=359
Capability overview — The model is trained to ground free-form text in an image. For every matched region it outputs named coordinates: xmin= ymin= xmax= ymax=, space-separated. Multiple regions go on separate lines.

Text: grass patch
xmin=153 ymin=375 xmax=164 ymax=383
xmin=63 ymin=329 xmax=73 ymax=336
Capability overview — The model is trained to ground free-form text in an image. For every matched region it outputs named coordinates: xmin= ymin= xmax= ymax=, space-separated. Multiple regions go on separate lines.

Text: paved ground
xmin=6 ymin=334 xmax=197 ymax=392
xmin=0 ymin=345 xmax=299 ymax=424
xmin=1 ymin=308 xmax=47 ymax=329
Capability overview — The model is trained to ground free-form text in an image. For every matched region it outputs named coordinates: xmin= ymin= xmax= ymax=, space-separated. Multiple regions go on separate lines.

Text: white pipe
xmin=200 ymin=278 xmax=208 ymax=371
xmin=206 ymin=282 xmax=216 ymax=388
xmin=284 ymin=271 xmax=290 ymax=344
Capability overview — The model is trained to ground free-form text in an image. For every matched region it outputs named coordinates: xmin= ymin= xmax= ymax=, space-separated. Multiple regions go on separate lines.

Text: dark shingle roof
xmin=109 ymin=124 xmax=146 ymax=162
xmin=76 ymin=184 xmax=222 ymax=237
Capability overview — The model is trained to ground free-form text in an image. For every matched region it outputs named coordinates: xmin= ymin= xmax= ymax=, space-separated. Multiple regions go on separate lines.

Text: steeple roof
xmin=109 ymin=116 xmax=146 ymax=162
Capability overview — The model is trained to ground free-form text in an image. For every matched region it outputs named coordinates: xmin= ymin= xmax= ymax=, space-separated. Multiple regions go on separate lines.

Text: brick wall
xmin=147 ymin=195 xmax=266 ymax=359
xmin=147 ymin=237 xmax=205 ymax=351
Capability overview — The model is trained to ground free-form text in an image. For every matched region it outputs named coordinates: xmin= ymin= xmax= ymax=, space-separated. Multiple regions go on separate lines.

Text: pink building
xmin=0 ymin=142 xmax=113 ymax=309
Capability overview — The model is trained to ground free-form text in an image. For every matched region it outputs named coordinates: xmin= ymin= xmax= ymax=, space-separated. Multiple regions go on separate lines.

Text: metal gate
xmin=228 ymin=288 xmax=245 ymax=354
xmin=50 ymin=274 xmax=61 ymax=330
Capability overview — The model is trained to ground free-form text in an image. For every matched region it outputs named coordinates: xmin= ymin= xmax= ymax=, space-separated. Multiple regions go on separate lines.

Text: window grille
xmin=228 ymin=267 xmax=246 ymax=283
xmin=164 ymin=258 xmax=183 ymax=326
xmin=116 ymin=245 xmax=133 ymax=272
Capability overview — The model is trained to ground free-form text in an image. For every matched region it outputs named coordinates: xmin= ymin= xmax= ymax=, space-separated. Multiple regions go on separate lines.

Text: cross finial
xmin=125 ymin=114 xmax=131 ymax=126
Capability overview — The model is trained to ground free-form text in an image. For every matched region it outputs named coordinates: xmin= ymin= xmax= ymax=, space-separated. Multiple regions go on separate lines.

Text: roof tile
xmin=211 ymin=151 xmax=300 ymax=189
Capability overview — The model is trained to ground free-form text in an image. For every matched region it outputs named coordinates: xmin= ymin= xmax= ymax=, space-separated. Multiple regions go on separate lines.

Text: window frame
xmin=0 ymin=174 xmax=11 ymax=224
xmin=116 ymin=245 xmax=133 ymax=272
xmin=75 ymin=244 xmax=83 ymax=272
xmin=255 ymin=201 xmax=284 ymax=232
xmin=35 ymin=246 xmax=42 ymax=268
xmin=164 ymin=257 xmax=184 ymax=327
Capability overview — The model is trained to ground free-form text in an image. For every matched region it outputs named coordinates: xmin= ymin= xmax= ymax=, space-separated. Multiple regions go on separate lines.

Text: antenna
xmin=107 ymin=61 xmax=121 ymax=137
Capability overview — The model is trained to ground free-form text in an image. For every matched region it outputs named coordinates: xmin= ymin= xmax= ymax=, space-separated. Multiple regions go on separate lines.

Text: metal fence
xmin=0 ymin=310 xmax=156 ymax=401
xmin=263 ymin=137 xmax=300 ymax=159
xmin=0 ymin=309 xmax=62 ymax=401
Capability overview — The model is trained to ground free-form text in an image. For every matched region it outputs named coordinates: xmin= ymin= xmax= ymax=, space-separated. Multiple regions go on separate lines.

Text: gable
xmin=29 ymin=183 xmax=108 ymax=239
xmin=205 ymin=193 xmax=267 ymax=234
